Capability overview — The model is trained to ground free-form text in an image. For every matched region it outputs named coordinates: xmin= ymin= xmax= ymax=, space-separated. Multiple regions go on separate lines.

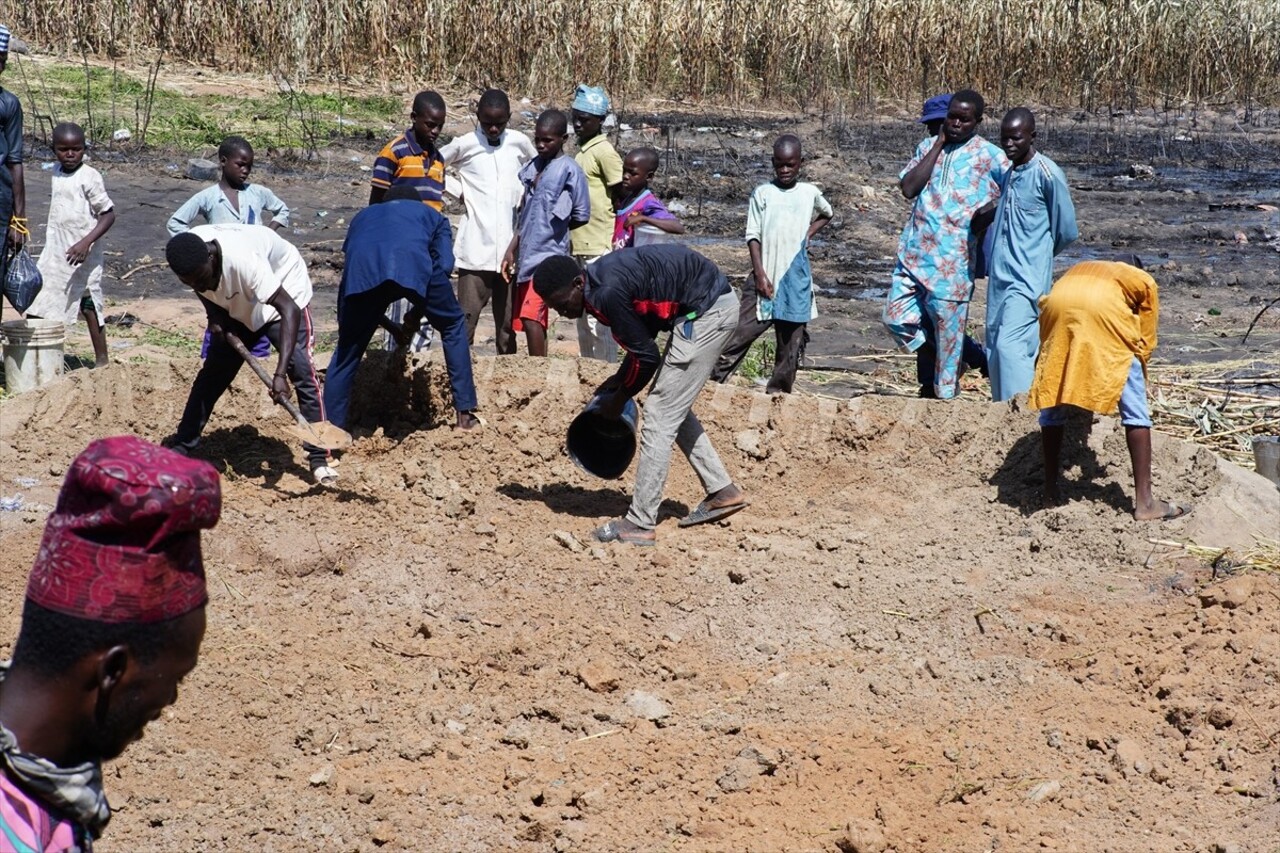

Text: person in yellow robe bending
xmin=1028 ymin=257 xmax=1190 ymax=520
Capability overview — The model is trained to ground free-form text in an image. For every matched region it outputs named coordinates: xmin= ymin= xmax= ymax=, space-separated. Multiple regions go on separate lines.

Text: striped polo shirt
xmin=371 ymin=128 xmax=445 ymax=210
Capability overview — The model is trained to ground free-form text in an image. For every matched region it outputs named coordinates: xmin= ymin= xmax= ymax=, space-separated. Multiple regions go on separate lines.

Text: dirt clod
xmin=623 ymin=691 xmax=671 ymax=722
xmin=577 ymin=661 xmax=621 ymax=694
xmin=835 ymin=818 xmax=887 ymax=853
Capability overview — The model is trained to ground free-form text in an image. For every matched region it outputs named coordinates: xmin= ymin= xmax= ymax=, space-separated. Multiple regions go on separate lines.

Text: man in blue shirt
xmin=501 ymin=109 xmax=591 ymax=356
xmin=323 ymin=186 xmax=479 ymax=431
xmin=984 ymin=107 xmax=1078 ymax=401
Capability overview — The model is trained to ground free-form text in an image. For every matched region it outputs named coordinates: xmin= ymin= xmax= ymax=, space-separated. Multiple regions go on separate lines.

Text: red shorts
xmin=513 ymin=279 xmax=548 ymax=332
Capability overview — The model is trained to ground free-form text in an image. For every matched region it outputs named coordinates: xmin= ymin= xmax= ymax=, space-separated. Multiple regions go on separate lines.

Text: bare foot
xmin=454 ymin=411 xmax=482 ymax=431
xmin=1041 ymin=479 xmax=1063 ymax=508
xmin=93 ymin=357 xmax=109 ymax=368
xmin=705 ymin=483 xmax=746 ymax=510
xmin=1134 ymin=500 xmax=1191 ymax=521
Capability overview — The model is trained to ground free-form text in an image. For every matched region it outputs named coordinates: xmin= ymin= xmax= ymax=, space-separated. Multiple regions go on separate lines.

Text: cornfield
xmin=11 ymin=0 xmax=1280 ymax=107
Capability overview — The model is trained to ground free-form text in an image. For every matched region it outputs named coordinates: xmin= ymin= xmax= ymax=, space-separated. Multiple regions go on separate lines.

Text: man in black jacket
xmin=533 ymin=245 xmax=748 ymax=545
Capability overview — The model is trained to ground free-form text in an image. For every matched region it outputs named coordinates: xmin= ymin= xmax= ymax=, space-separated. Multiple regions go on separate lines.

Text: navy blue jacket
xmin=340 ymin=200 xmax=454 ymax=301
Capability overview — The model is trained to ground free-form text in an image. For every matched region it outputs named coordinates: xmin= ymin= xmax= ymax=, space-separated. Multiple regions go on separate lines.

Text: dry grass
xmin=1150 ymin=537 xmax=1280 ymax=575
xmin=1148 ymin=362 xmax=1280 ymax=466
xmin=11 ymin=0 xmax=1280 ymax=106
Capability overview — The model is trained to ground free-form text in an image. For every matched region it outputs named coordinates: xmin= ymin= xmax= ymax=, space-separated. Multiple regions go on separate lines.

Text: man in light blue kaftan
xmin=985 ymin=108 xmax=1078 ymax=401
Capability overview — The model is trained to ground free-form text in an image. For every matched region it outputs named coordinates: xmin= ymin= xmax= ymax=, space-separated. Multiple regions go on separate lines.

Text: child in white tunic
xmin=26 ymin=122 xmax=116 ymax=365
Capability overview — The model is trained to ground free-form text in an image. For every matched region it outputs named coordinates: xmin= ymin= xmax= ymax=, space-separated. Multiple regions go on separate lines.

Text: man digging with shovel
xmin=163 ymin=224 xmax=341 ymax=486
xmin=323 ymin=184 xmax=480 ymax=432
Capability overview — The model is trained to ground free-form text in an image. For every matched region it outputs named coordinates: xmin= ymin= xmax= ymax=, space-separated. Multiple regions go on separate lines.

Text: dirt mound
xmin=2 ymin=357 xmax=1278 ymax=852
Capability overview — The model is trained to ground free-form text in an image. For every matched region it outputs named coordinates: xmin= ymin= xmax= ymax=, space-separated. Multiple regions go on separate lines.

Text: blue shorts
xmin=1039 ymin=356 xmax=1152 ymax=428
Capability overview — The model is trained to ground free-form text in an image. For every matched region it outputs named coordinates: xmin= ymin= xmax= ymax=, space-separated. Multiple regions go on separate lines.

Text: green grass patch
xmin=738 ymin=337 xmax=776 ymax=382
xmin=10 ymin=58 xmax=402 ymax=153
xmin=138 ymin=326 xmax=201 ymax=354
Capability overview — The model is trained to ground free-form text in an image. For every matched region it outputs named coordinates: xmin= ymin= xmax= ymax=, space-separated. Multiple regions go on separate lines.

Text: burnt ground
xmin=13 ymin=100 xmax=1280 ymax=386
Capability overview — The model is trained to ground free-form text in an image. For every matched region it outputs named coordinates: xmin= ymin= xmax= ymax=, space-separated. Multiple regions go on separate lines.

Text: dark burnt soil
xmin=12 ymin=102 xmax=1280 ymax=385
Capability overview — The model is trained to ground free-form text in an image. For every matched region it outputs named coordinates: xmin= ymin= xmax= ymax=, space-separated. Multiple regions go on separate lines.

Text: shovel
xmin=224 ymin=334 xmax=352 ymax=451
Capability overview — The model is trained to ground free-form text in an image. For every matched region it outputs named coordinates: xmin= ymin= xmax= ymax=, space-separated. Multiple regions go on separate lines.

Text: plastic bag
xmin=3 ymin=245 xmax=43 ymax=313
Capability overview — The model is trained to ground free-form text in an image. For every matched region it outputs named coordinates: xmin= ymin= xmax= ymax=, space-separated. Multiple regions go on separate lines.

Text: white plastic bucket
xmin=633 ymin=224 xmax=677 ymax=247
xmin=2 ymin=319 xmax=66 ymax=394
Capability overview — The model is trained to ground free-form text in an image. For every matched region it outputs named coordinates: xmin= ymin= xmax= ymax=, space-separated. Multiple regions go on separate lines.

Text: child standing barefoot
xmin=25 ymin=122 xmax=116 ymax=366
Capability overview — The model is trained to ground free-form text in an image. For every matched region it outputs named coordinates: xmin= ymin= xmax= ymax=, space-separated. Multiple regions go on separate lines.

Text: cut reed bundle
xmin=1150 ymin=537 xmax=1280 ymax=575
xmin=1148 ymin=361 xmax=1280 ymax=466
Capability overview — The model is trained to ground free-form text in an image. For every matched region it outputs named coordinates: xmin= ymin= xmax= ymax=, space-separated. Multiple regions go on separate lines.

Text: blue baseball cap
xmin=919 ymin=94 xmax=951 ymax=124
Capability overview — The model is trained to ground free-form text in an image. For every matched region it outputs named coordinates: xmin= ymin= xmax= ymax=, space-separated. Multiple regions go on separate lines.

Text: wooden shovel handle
xmin=223 ymin=334 xmax=310 ymax=427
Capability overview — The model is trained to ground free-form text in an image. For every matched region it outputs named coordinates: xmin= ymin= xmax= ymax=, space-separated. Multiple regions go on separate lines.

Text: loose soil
xmin=2 ymin=96 xmax=1280 ymax=852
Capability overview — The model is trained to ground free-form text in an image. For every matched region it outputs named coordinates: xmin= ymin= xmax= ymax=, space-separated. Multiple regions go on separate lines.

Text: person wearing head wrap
xmin=0 ymin=24 xmax=28 ymax=320
xmin=569 ymin=84 xmax=625 ymax=364
xmin=0 ymin=436 xmax=221 ymax=851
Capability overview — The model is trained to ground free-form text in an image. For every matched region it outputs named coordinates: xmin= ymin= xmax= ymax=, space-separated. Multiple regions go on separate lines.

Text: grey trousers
xmin=457 ymin=269 xmax=515 ymax=354
xmin=627 ymin=289 xmax=738 ymax=529
xmin=574 ymin=254 xmax=618 ymax=363
xmin=576 ymin=314 xmax=619 ymax=363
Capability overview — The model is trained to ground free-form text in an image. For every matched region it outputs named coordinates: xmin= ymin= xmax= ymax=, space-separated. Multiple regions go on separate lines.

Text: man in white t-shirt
xmin=162 ymin=223 xmax=335 ymax=484
xmin=439 ymin=89 xmax=535 ymax=354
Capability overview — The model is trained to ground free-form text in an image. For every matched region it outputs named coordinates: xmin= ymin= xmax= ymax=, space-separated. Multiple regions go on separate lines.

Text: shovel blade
xmin=285 ymin=420 xmax=353 ymax=451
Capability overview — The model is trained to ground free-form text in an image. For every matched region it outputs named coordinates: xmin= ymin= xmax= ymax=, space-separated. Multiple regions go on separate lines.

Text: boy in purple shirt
xmin=501 ymin=110 xmax=590 ymax=356
xmin=612 ymin=147 xmax=684 ymax=249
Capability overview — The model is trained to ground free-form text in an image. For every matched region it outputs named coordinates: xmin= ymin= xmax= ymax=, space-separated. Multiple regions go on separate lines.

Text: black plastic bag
xmin=3 ymin=245 xmax=43 ymax=314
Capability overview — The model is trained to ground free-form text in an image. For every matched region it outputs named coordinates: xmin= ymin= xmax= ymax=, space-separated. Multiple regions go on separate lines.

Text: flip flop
xmin=593 ymin=519 xmax=656 ymax=547
xmin=1141 ymin=502 xmax=1192 ymax=522
xmin=678 ymin=499 xmax=750 ymax=528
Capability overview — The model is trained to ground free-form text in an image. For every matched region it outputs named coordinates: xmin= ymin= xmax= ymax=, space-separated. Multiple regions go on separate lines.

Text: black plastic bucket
xmin=566 ymin=395 xmax=640 ymax=479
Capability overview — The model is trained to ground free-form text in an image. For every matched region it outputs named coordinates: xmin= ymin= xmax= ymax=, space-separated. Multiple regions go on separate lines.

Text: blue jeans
xmin=1039 ymin=356 xmax=1151 ymax=428
xmin=324 ymin=279 xmax=477 ymax=430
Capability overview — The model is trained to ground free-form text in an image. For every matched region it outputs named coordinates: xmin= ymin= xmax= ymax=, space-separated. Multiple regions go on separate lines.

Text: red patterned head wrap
xmin=25 ymin=436 xmax=222 ymax=624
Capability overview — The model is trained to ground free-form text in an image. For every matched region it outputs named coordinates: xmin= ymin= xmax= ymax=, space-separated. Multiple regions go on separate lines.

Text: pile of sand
xmin=1 ymin=356 xmax=1277 ymax=852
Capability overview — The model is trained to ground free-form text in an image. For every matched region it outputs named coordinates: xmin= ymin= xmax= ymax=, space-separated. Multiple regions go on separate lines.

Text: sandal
xmin=678 ymin=498 xmax=749 ymax=528
xmin=454 ymin=412 xmax=487 ymax=431
xmin=593 ymin=519 xmax=656 ymax=547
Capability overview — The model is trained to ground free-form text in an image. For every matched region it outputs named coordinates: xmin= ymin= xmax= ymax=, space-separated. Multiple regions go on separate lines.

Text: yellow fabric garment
xmin=1028 ymin=261 xmax=1158 ymax=414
